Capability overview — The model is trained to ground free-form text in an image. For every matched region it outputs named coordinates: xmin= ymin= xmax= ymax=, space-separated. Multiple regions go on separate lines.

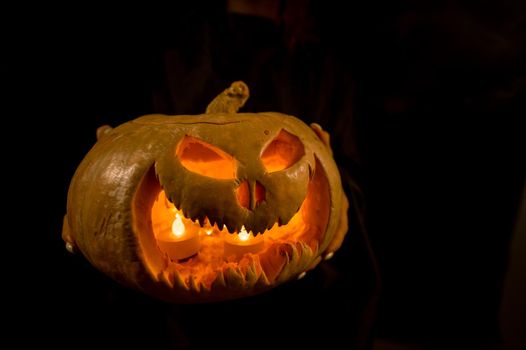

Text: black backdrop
xmin=7 ymin=1 xmax=525 ymax=349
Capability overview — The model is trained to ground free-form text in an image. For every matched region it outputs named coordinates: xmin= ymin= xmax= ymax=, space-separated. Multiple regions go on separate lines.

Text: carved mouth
xmin=151 ymin=187 xmax=310 ymax=259
xmin=163 ymin=195 xmax=288 ymax=237
xmin=132 ymin=158 xmax=330 ymax=301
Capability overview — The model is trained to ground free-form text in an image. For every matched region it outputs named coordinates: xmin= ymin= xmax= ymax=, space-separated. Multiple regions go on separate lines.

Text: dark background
xmin=6 ymin=1 xmax=525 ymax=349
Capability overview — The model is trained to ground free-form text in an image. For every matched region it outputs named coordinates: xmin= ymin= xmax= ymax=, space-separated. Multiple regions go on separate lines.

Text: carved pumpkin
xmin=63 ymin=82 xmax=349 ymax=303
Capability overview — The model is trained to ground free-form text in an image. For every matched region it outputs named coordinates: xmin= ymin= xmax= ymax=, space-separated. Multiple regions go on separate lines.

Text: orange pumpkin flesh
xmin=63 ymin=82 xmax=348 ymax=303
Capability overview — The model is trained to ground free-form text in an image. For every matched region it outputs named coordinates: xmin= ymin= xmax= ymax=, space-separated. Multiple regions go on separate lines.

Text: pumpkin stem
xmin=205 ymin=81 xmax=249 ymax=114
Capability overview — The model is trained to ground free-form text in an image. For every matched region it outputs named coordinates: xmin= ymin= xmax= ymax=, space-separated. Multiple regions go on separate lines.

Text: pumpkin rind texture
xmin=63 ymin=82 xmax=348 ymax=303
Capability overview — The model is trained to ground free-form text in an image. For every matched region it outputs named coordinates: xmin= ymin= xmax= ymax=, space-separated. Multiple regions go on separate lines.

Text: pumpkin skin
xmin=63 ymin=82 xmax=348 ymax=303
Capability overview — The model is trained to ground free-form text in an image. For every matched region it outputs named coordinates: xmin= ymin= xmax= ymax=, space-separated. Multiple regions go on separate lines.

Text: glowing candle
xmin=157 ymin=213 xmax=201 ymax=261
xmin=204 ymin=228 xmax=214 ymax=236
xmin=224 ymin=226 xmax=264 ymax=258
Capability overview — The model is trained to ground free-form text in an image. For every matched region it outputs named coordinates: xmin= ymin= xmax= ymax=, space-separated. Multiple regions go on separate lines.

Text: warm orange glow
xmin=261 ymin=129 xmax=304 ymax=172
xmin=150 ymin=187 xmax=315 ymax=254
xmin=238 ymin=226 xmax=250 ymax=241
xmin=224 ymin=227 xmax=265 ymax=258
xmin=236 ymin=181 xmax=266 ymax=210
xmin=255 ymin=181 xmax=265 ymax=205
xmin=144 ymin=154 xmax=331 ymax=286
xmin=171 ymin=214 xmax=185 ymax=238
xmin=236 ymin=180 xmax=250 ymax=209
xmin=151 ymin=191 xmax=201 ymax=260
xmin=176 ymin=135 xmax=237 ymax=179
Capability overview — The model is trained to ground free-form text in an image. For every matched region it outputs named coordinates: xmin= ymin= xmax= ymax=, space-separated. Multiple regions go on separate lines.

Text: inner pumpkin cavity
xmin=133 ymin=157 xmax=330 ymax=291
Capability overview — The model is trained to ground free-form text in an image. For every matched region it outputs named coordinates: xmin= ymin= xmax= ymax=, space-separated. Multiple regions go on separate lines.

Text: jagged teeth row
xmin=174 ymin=206 xmax=285 ymax=236
xmin=160 ymin=256 xmax=267 ymax=293
xmin=164 ymin=195 xmax=291 ymax=235
xmin=159 ymin=242 xmax=318 ymax=293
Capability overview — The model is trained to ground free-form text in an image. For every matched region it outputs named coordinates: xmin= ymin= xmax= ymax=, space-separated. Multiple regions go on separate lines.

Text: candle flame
xmin=171 ymin=213 xmax=185 ymax=238
xmin=238 ymin=226 xmax=250 ymax=241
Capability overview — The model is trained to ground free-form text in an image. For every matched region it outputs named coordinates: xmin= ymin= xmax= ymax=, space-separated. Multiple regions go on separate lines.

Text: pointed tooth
xmin=171 ymin=196 xmax=181 ymax=210
xmin=224 ymin=224 xmax=235 ymax=234
xmin=299 ymin=245 xmax=312 ymax=271
xmin=199 ymin=280 xmax=211 ymax=293
xmin=223 ymin=216 xmax=241 ymax=234
xmin=160 ymin=270 xmax=174 ymax=288
xmin=255 ymin=270 xmax=270 ymax=287
xmin=188 ymin=275 xmax=200 ymax=292
xmin=192 ymin=212 xmax=205 ymax=226
xmin=242 ymin=222 xmax=251 ymax=234
xmin=243 ymin=223 xmax=253 ymax=235
xmin=288 ymin=243 xmax=299 ymax=262
xmin=209 ymin=216 xmax=223 ymax=231
xmin=250 ymin=221 xmax=264 ymax=235
xmin=245 ymin=259 xmax=260 ymax=286
xmin=278 ymin=242 xmax=317 ymax=273
xmin=224 ymin=267 xmax=244 ymax=289
xmin=245 ymin=267 xmax=257 ymax=285
xmin=276 ymin=246 xmax=297 ymax=283
xmin=211 ymin=270 xmax=226 ymax=289
xmin=277 ymin=213 xmax=294 ymax=227
xmin=172 ymin=270 xmax=188 ymax=290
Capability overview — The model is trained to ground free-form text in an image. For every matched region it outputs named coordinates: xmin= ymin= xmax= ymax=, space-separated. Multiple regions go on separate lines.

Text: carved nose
xmin=236 ymin=180 xmax=266 ymax=210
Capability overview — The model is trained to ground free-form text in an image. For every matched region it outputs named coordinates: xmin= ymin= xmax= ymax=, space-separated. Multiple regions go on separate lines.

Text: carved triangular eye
xmin=261 ymin=130 xmax=305 ymax=172
xmin=176 ymin=136 xmax=237 ymax=179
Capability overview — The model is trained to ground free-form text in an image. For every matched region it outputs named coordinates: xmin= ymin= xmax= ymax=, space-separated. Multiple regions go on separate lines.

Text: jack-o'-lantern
xmin=62 ymin=82 xmax=349 ymax=303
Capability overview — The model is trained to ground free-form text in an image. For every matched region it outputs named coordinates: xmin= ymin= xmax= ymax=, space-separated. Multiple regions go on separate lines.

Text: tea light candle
xmin=224 ymin=226 xmax=264 ymax=258
xmin=157 ymin=213 xmax=201 ymax=261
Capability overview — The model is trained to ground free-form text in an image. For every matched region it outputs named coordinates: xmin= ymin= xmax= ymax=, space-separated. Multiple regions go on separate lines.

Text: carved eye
xmin=176 ymin=136 xmax=237 ymax=179
xmin=261 ymin=130 xmax=305 ymax=172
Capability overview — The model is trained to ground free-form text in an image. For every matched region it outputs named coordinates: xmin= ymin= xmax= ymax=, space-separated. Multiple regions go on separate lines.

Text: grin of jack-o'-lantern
xmin=62 ymin=82 xmax=348 ymax=303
